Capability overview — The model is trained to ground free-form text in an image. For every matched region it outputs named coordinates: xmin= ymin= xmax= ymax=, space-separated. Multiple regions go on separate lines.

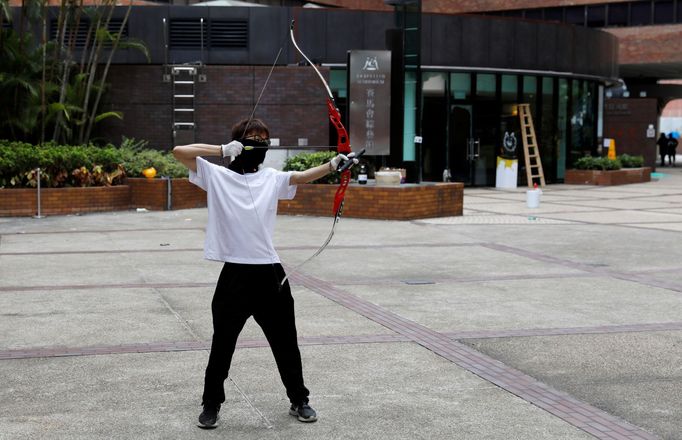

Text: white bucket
xmin=526 ymin=189 xmax=541 ymax=208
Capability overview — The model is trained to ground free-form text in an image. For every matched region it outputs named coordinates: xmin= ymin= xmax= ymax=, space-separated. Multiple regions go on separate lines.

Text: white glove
xmin=330 ymin=152 xmax=359 ymax=171
xmin=221 ymin=140 xmax=243 ymax=158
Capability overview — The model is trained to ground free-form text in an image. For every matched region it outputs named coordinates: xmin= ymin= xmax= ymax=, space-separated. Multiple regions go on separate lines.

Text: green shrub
xmin=117 ymin=138 xmax=188 ymax=179
xmin=283 ymin=151 xmax=339 ymax=184
xmin=0 ymin=140 xmax=124 ymax=188
xmin=574 ymin=156 xmax=621 ymax=171
xmin=617 ymin=154 xmax=644 ymax=168
xmin=0 ymin=138 xmax=187 ymax=188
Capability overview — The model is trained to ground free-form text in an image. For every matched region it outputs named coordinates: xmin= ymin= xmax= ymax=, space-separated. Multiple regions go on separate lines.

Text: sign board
xmin=349 ymin=50 xmax=391 ymax=156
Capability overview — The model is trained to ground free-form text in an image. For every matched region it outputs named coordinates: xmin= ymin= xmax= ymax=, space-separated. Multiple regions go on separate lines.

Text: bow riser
xmin=327 ymin=98 xmax=351 ymax=155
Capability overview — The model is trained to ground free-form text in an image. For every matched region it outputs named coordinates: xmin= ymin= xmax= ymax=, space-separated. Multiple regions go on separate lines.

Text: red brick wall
xmin=316 ymin=0 xmax=628 ymax=14
xmin=0 ymin=179 xmax=207 ymax=217
xmin=565 ymin=168 xmax=652 ymax=185
xmin=98 ymin=65 xmax=329 ymax=150
xmin=0 ymin=186 xmax=131 ymax=217
xmin=1 ymin=181 xmax=461 ymax=220
xmin=605 ymin=24 xmax=682 ymax=65
xmin=171 ymin=179 xmax=207 ymax=210
xmin=663 ymin=99 xmax=682 ymax=117
xmin=128 ymin=178 xmax=168 ymax=211
xmin=127 ymin=178 xmax=207 ymax=210
xmin=278 ymin=183 xmax=463 ymax=220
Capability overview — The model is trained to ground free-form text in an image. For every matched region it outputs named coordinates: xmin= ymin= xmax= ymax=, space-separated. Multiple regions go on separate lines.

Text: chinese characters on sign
xmin=349 ymin=50 xmax=391 ymax=156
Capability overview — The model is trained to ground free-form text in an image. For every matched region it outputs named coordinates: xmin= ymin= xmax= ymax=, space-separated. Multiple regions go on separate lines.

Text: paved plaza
xmin=1 ymin=167 xmax=681 ymax=440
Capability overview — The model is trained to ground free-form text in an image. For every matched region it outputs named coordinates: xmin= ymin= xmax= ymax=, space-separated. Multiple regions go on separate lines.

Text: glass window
xmin=631 ymin=1 xmax=652 ymax=26
xmin=607 ymin=3 xmax=629 ymax=27
xmin=450 ymin=73 xmax=471 ymax=100
xmin=501 ymin=75 xmax=518 ymax=102
xmin=678 ymin=1 xmax=682 ymax=23
xmin=544 ymin=7 xmax=563 ymax=23
xmin=557 ymin=78 xmax=568 ymax=178
xmin=422 ymin=72 xmax=446 ymax=97
xmin=586 ymin=5 xmax=606 ymax=27
xmin=403 ymin=71 xmax=417 ymax=161
xmin=522 ymin=76 xmax=537 ymax=115
xmin=570 ymin=79 xmax=596 ymax=162
xmin=565 ymin=6 xmax=585 ymax=25
xmin=330 ymin=70 xmax=347 ymax=99
xmin=654 ymin=0 xmax=675 ymax=24
xmin=541 ymin=77 xmax=557 ymax=181
xmin=475 ymin=73 xmax=496 ymax=99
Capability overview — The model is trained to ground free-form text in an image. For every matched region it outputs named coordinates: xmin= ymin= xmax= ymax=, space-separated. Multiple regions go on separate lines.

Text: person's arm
xmin=172 ymin=144 xmax=220 ymax=172
xmin=172 ymin=141 xmax=243 ymax=172
xmin=289 ymin=153 xmax=358 ymax=185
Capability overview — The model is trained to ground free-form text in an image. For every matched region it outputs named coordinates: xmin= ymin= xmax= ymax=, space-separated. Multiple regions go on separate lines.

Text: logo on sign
xmin=362 ymin=56 xmax=379 ymax=71
xmin=503 ymin=132 xmax=517 ymax=153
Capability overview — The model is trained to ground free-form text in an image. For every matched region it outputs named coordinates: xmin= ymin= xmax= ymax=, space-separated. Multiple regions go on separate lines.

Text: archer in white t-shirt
xmin=172 ymin=118 xmax=357 ymax=430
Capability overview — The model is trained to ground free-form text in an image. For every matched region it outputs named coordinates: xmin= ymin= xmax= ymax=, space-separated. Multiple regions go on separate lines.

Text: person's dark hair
xmin=231 ymin=118 xmax=269 ymax=140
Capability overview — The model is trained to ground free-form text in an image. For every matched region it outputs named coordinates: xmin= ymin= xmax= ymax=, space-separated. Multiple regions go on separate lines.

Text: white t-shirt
xmin=189 ymin=157 xmax=297 ymax=264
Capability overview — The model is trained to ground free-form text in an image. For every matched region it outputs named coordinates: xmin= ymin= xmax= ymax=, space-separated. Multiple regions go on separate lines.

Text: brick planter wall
xmin=278 ymin=183 xmax=464 ymax=220
xmin=0 ymin=179 xmax=207 ymax=217
xmin=564 ymin=167 xmax=652 ymax=185
xmin=1 ymin=180 xmax=461 ymax=220
xmin=0 ymin=186 xmax=131 ymax=217
xmin=125 ymin=178 xmax=208 ymax=211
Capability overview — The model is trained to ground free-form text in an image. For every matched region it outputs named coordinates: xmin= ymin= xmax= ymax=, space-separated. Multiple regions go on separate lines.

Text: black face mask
xmin=228 ymin=138 xmax=269 ymax=174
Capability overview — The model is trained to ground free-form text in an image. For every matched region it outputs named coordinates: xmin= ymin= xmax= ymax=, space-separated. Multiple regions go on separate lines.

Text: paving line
xmin=4 ymin=322 xmax=680 ymax=361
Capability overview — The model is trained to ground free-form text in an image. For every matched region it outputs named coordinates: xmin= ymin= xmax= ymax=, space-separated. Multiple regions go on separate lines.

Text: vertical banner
xmin=349 ymin=50 xmax=391 ymax=156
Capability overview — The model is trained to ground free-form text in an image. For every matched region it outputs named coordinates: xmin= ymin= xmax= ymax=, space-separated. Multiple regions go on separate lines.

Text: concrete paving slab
xmin=229 ymin=343 xmax=593 ymax=440
xmin=627 ymin=222 xmax=682 ymax=232
xmin=0 ymin=252 xmax=219 ymax=287
xmin=348 ymin=276 xmax=682 ymax=332
xmin=0 ymin=351 xmax=279 ymax=440
xmin=416 ymin=215 xmax=576 ymax=224
xmin=457 ymin=201 xmax=608 ymax=215
xmin=425 ymin=222 xmax=682 ymax=274
xmin=283 ymin=244 xmax=585 ymax=284
xmin=0 ymin=209 xmax=209 ymax=235
xmin=464 ymin=331 xmax=682 ymax=440
xmin=549 ymin=198 xmax=682 ymax=210
xmin=0 ymin=229 xmax=206 ymax=254
xmin=539 ymin=209 xmax=682 ymax=224
xmin=0 ymin=288 xmax=192 ymax=349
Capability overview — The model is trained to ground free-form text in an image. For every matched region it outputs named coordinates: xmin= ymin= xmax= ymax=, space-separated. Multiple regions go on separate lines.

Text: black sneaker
xmin=289 ymin=402 xmax=317 ymax=423
xmin=197 ymin=403 xmax=220 ymax=429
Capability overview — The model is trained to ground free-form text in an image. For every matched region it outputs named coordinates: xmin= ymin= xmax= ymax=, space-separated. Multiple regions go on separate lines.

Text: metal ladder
xmin=171 ymin=65 xmax=197 ymax=144
xmin=518 ymin=103 xmax=546 ymax=188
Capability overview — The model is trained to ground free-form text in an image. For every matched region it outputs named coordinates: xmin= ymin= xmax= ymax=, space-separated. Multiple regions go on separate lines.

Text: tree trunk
xmin=83 ymin=2 xmax=132 ymax=143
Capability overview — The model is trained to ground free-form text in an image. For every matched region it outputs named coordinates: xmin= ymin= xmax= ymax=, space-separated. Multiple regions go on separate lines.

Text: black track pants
xmin=201 ymin=262 xmax=310 ymax=406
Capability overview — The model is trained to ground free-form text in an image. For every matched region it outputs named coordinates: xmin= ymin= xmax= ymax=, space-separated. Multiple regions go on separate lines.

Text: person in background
xmin=667 ymin=133 xmax=678 ymax=167
xmin=657 ymin=133 xmax=669 ymax=166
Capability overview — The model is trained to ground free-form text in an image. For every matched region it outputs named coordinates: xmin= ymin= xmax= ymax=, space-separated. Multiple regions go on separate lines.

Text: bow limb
xmin=289 ymin=20 xmax=351 ymax=215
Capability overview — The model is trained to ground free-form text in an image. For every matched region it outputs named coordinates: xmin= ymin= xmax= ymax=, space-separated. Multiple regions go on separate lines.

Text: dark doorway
xmin=422 ymin=96 xmax=448 ymax=181
xmin=449 ymin=105 xmax=474 ymax=184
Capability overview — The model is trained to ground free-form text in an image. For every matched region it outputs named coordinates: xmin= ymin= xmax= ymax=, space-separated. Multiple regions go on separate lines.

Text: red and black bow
xmin=283 ymin=20 xmax=365 ymax=276
xmin=289 ymin=20 xmax=365 ymax=218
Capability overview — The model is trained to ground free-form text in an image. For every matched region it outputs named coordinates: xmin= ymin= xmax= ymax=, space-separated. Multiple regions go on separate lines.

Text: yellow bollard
xmin=607 ymin=139 xmax=616 ymax=160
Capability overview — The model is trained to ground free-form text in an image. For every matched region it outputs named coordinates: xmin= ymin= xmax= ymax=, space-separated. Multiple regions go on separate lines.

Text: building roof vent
xmin=210 ymin=20 xmax=248 ymax=48
xmin=49 ymin=18 xmax=128 ymax=48
xmin=169 ymin=19 xmax=204 ymax=49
